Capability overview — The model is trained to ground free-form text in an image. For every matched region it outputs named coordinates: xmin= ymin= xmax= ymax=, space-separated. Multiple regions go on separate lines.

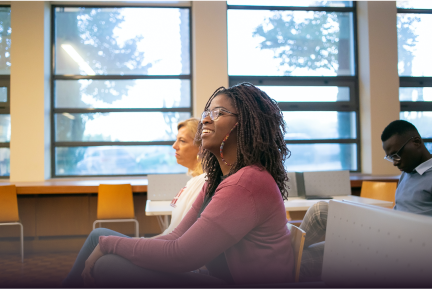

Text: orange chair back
xmin=0 ymin=185 xmax=19 ymax=222
xmin=97 ymin=184 xmax=135 ymax=220
xmin=360 ymin=181 xmax=397 ymax=206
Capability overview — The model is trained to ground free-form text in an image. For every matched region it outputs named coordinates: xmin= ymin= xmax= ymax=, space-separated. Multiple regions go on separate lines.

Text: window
xmin=52 ymin=6 xmax=191 ymax=177
xmin=227 ymin=1 xmax=359 ymax=172
xmin=397 ymin=1 xmax=432 ymax=153
xmin=0 ymin=6 xmax=10 ymax=178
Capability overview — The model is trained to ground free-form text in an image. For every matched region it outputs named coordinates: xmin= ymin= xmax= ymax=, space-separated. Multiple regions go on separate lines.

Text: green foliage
xmin=397 ymin=14 xmax=420 ymax=76
xmin=0 ymin=7 xmax=11 ymax=73
xmin=56 ymin=7 xmax=150 ymax=105
xmin=253 ymin=11 xmax=342 ymax=75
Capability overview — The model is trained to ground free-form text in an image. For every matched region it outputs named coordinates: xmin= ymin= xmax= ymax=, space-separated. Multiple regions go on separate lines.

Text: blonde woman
xmin=162 ymin=118 xmax=205 ymax=235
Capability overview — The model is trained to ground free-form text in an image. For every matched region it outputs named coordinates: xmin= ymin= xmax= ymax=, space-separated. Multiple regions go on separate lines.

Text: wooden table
xmin=0 ymin=178 xmax=148 ymax=194
xmin=284 ymin=195 xmax=393 ymax=211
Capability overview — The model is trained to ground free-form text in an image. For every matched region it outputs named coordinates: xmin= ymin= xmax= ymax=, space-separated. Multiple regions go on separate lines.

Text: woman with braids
xmin=65 ymin=83 xmax=294 ymax=287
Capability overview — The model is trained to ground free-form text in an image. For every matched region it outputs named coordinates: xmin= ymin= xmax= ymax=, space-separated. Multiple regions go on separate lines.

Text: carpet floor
xmin=0 ymin=252 xmax=77 ymax=288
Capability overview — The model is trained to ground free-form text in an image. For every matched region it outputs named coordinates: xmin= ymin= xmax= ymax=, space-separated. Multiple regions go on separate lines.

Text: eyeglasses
xmin=201 ymin=108 xmax=238 ymax=122
xmin=384 ymin=136 xmax=414 ymax=163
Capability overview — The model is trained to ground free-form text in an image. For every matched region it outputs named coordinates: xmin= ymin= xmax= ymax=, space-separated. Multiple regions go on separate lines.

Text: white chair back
xmin=147 ymin=174 xmax=191 ymax=201
xmin=303 ymin=170 xmax=350 ymax=197
xmin=322 ymin=200 xmax=432 ymax=287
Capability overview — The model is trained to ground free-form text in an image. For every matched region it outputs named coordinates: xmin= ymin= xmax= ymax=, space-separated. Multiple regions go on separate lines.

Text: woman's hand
xmin=82 ymin=244 xmax=104 ymax=287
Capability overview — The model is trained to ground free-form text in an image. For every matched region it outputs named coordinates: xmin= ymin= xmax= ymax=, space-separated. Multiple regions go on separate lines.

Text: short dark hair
xmin=381 ymin=120 xmax=420 ymax=142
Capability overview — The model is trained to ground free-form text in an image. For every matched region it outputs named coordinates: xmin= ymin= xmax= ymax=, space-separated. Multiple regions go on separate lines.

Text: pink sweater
xmin=99 ymin=166 xmax=294 ymax=285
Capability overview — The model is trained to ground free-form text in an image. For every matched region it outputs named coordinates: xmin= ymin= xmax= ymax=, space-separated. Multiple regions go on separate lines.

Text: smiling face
xmin=172 ymin=126 xmax=199 ymax=171
xmin=201 ymin=93 xmax=238 ymax=155
xmin=382 ymin=134 xmax=422 ymax=173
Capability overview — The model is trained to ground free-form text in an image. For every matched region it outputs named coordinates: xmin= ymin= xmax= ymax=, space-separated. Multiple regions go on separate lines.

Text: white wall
xmin=358 ymin=1 xmax=400 ymax=175
xmin=10 ymin=2 xmax=51 ymax=182
xmin=192 ymin=1 xmax=229 ymax=117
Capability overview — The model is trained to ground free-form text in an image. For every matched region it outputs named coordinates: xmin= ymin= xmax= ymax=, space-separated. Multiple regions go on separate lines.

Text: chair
xmin=93 ymin=184 xmax=139 ymax=237
xmin=287 ymin=223 xmax=306 ymax=282
xmin=0 ymin=185 xmax=24 ymax=262
xmin=360 ymin=181 xmax=397 ymax=206
xmin=322 ymin=200 xmax=432 ymax=287
xmin=147 ymin=174 xmax=191 ymax=231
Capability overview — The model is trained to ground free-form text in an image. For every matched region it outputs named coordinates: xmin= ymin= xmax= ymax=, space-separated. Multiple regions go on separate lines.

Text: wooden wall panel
xmin=135 ymin=194 xmax=161 ymax=235
xmin=89 ymin=194 xmax=161 ymax=236
xmin=36 ymin=195 xmax=90 ymax=236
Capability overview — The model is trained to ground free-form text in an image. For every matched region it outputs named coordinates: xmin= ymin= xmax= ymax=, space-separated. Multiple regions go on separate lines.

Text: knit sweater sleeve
xmin=99 ymin=183 xmax=258 ymax=273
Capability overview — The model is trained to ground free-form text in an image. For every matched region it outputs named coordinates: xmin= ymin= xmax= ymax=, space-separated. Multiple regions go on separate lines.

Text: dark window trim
xmin=0 ymin=76 xmax=10 ymax=113
xmin=400 ymin=77 xmax=432 ymax=86
xmin=55 ymin=141 xmax=175 ymax=147
xmin=397 ymin=8 xmax=432 ymax=14
xmin=54 ymin=108 xmax=191 ymax=113
xmin=0 ymin=6 xmax=10 ymax=178
xmin=227 ymin=5 xmax=355 ymax=12
xmin=54 ymin=75 xmax=192 ymax=80
xmin=400 ymin=102 xmax=432 ymax=112
xmin=51 ymin=5 xmax=193 ymax=178
xmin=55 ymin=4 xmax=191 ymax=9
xmin=285 ymin=139 xmax=357 ymax=144
xmin=228 ymin=3 xmax=360 ymax=172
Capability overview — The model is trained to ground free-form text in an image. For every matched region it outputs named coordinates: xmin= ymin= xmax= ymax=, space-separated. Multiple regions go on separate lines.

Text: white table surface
xmin=145 ymin=195 xmax=393 ymax=216
xmin=284 ymin=195 xmax=393 ymax=211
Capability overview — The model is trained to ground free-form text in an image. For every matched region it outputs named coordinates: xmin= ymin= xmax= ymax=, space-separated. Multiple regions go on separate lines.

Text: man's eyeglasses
xmin=384 ymin=136 xmax=415 ymax=163
xmin=201 ymin=108 xmax=238 ymax=122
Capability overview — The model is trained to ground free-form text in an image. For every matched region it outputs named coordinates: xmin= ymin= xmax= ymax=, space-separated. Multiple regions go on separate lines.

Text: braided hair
xmin=196 ymin=83 xmax=291 ymax=200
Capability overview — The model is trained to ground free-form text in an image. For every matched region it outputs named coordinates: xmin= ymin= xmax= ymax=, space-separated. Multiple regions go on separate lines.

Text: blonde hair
xmin=177 ymin=118 xmax=203 ymax=177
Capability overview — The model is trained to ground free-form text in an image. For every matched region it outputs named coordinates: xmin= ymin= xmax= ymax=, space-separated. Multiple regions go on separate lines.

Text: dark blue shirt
xmin=394 ymin=158 xmax=432 ymax=216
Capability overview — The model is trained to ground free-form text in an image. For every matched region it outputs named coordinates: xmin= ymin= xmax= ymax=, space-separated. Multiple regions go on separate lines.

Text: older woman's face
xmin=172 ymin=126 xmax=199 ymax=171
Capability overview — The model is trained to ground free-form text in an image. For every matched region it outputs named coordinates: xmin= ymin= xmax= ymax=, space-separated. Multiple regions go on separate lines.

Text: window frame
xmin=51 ymin=4 xmax=193 ymax=178
xmin=397 ymin=6 xmax=432 ymax=146
xmin=227 ymin=2 xmax=361 ymax=172
xmin=0 ymin=5 xmax=11 ymax=179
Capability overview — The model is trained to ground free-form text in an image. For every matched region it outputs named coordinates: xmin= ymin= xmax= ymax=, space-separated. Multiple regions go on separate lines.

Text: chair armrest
xmin=288 ymin=220 xmax=302 ymax=227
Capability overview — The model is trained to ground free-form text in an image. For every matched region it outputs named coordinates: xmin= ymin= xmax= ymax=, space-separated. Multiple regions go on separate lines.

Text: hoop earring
xmin=220 ymin=122 xmax=238 ymax=166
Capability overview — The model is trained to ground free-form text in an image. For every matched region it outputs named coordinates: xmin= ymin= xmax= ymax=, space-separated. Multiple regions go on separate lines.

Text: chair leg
xmin=134 ymin=220 xmax=139 ymax=238
xmin=19 ymin=223 xmax=24 ymax=263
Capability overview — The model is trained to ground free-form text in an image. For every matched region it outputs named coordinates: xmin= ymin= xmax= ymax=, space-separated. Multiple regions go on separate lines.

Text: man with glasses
xmin=382 ymin=120 xmax=432 ymax=216
xmin=299 ymin=120 xmax=432 ymax=282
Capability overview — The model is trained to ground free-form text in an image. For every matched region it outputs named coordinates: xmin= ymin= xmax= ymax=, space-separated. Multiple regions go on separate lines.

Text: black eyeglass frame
xmin=384 ymin=136 xmax=415 ymax=163
xmin=201 ymin=108 xmax=238 ymax=122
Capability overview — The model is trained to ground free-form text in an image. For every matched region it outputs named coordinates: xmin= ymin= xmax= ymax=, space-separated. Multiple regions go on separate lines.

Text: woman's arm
xmin=152 ymin=183 xmax=206 ymax=241
xmin=99 ymin=184 xmax=258 ymax=273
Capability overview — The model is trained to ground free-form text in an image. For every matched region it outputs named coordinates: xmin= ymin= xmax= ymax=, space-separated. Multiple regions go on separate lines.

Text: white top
xmin=161 ymin=173 xmax=206 ymax=235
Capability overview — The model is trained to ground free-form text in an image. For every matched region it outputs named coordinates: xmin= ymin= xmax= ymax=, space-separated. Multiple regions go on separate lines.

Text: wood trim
xmin=15 ymin=185 xmax=147 ymax=195
xmin=350 ymin=174 xmax=399 ymax=188
xmin=0 ymin=174 xmax=399 ymax=195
